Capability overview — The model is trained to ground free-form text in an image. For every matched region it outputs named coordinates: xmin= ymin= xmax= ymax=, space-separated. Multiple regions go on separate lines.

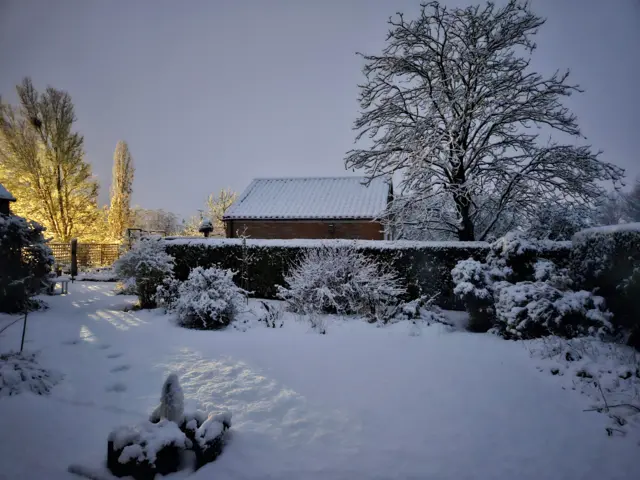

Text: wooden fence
xmin=49 ymin=243 xmax=121 ymax=268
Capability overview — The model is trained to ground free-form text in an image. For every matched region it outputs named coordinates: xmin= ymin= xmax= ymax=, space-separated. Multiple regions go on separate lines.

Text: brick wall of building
xmin=225 ymin=219 xmax=385 ymax=240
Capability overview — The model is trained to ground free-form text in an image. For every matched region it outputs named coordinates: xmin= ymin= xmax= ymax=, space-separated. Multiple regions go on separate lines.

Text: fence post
xmin=70 ymin=238 xmax=77 ymax=281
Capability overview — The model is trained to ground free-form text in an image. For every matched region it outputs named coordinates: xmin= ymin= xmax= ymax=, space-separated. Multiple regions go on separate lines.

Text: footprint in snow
xmin=106 ymin=353 xmax=123 ymax=359
xmin=97 ymin=344 xmax=111 ymax=350
xmin=110 ymin=365 xmax=131 ymax=373
xmin=62 ymin=339 xmax=81 ymax=345
xmin=106 ymin=382 xmax=127 ymax=393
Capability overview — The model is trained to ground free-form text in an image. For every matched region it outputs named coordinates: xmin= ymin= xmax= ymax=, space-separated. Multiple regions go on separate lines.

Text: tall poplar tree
xmin=108 ymin=140 xmax=135 ymax=240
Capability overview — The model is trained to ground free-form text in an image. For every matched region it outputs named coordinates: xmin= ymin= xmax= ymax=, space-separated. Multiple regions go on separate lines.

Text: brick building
xmin=223 ymin=176 xmax=392 ymax=240
xmin=0 ymin=183 xmax=16 ymax=215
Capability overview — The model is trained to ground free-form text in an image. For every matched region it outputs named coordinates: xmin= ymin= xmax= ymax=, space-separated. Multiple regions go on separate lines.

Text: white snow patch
xmin=0 ymin=282 xmax=639 ymax=480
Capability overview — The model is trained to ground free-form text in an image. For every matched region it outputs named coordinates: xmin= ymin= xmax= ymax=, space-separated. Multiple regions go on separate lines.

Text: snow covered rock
xmin=106 ymin=420 xmax=189 ymax=479
xmin=149 ymin=373 xmax=184 ymax=424
xmin=194 ymin=411 xmax=232 ymax=469
xmin=0 ymin=352 xmax=62 ymax=397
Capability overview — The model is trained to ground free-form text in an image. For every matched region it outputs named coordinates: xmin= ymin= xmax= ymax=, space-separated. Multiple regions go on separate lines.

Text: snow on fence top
xmin=573 ymin=222 xmax=640 ymax=241
xmin=223 ymin=176 xmax=390 ymax=220
xmin=0 ymin=182 xmax=16 ymax=201
xmin=163 ymin=237 xmax=490 ymax=250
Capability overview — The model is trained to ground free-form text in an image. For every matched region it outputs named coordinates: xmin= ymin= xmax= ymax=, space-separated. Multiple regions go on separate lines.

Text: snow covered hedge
xmin=165 ymin=238 xmax=571 ymax=310
xmin=570 ymin=223 xmax=640 ymax=348
xmin=0 ymin=213 xmax=53 ymax=313
xmin=165 ymin=238 xmax=494 ymax=309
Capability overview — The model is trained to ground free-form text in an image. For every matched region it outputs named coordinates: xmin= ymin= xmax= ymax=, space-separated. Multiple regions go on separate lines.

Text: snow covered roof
xmin=0 ymin=183 xmax=16 ymax=202
xmin=223 ymin=176 xmax=391 ymax=220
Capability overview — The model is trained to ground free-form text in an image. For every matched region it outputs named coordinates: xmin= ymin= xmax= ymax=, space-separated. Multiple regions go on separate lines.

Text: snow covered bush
xmin=570 ymin=223 xmax=640 ymax=349
xmin=453 ymin=232 xmax=612 ymax=338
xmin=451 ymin=258 xmax=502 ymax=332
xmin=114 ymin=237 xmax=174 ymax=308
xmin=494 ymin=282 xmax=612 ymax=339
xmin=277 ymin=245 xmax=406 ymax=323
xmin=0 ymin=352 xmax=62 ymax=396
xmin=154 ymin=276 xmax=181 ymax=312
xmin=172 ymin=266 xmax=246 ymax=330
xmin=0 ymin=213 xmax=53 ymax=313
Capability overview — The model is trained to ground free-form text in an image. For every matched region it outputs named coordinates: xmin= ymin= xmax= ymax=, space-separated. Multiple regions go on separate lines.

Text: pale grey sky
xmin=1 ymin=0 xmax=638 ymax=219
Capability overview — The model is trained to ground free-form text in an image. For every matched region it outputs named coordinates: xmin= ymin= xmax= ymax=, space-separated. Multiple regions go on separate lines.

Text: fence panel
xmin=49 ymin=243 xmax=121 ymax=268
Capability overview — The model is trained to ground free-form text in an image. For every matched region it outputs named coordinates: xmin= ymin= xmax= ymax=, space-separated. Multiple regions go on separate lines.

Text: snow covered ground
xmin=0 ymin=282 xmax=639 ymax=480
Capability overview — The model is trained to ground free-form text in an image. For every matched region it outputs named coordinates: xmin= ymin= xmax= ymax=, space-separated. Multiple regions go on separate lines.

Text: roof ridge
xmin=251 ymin=176 xmax=372 ymax=181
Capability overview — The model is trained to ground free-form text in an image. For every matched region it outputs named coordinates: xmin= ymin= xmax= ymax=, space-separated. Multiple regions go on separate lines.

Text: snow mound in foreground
xmin=108 ymin=419 xmax=189 ymax=465
xmin=0 ymin=352 xmax=62 ymax=397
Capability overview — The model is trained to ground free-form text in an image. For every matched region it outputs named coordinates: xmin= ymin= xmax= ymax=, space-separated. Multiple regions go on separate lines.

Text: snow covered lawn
xmin=0 ymin=282 xmax=639 ymax=480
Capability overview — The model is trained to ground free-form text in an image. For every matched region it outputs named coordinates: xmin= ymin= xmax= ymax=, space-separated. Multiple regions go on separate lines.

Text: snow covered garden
xmin=1 ymin=224 xmax=640 ymax=479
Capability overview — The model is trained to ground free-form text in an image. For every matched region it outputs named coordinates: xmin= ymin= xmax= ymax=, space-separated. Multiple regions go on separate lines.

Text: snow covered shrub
xmin=114 ymin=237 xmax=174 ymax=308
xmin=570 ymin=224 xmax=640 ymax=348
xmin=494 ymin=282 xmax=612 ymax=339
xmin=0 ymin=214 xmax=53 ymax=313
xmin=453 ymin=232 xmax=606 ymax=337
xmin=172 ymin=266 xmax=246 ymax=330
xmin=451 ymin=259 xmax=502 ymax=332
xmin=149 ymin=373 xmax=184 ymax=424
xmin=396 ymin=294 xmax=451 ymax=327
xmin=277 ymin=245 xmax=406 ymax=322
xmin=115 ymin=276 xmax=137 ymax=295
xmin=257 ymin=300 xmax=284 ymax=328
xmin=155 ymin=276 xmax=181 ymax=312
xmin=0 ymin=352 xmax=62 ymax=396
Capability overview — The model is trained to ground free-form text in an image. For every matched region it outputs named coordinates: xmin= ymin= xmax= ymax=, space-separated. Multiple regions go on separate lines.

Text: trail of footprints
xmin=61 ymin=338 xmax=131 ymax=393
xmin=103 ymin=344 xmax=130 ymax=393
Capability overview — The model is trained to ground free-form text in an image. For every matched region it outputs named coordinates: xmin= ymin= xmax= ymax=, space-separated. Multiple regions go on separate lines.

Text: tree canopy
xmin=346 ymin=1 xmax=623 ymax=240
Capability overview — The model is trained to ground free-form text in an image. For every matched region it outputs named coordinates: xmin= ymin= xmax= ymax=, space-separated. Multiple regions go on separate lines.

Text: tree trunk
xmin=454 ymin=194 xmax=475 ymax=241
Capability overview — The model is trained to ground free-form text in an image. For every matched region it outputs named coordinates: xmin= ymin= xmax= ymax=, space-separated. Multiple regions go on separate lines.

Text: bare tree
xmin=206 ymin=188 xmax=236 ymax=236
xmin=108 ymin=141 xmax=135 ymax=240
xmin=0 ymin=78 xmax=99 ymax=242
xmin=625 ymin=179 xmax=640 ymax=222
xmin=131 ymin=207 xmax=179 ymax=235
xmin=345 ymin=1 xmax=623 ymax=241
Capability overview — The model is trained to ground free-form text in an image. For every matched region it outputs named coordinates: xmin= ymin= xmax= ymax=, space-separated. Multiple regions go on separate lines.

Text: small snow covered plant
xmin=114 ymin=237 xmax=174 ymax=308
xmin=277 ymin=245 xmax=406 ymax=322
xmin=451 ymin=259 xmax=500 ymax=332
xmin=172 ymin=266 xmax=246 ymax=329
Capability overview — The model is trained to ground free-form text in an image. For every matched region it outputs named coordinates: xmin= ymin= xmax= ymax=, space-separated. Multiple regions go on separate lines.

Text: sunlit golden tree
xmin=108 ymin=140 xmax=135 ymax=241
xmin=0 ymin=78 xmax=99 ymax=242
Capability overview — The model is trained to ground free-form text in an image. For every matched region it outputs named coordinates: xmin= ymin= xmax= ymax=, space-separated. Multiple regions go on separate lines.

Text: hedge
xmin=570 ymin=223 xmax=640 ymax=345
xmin=164 ymin=238 xmax=572 ymax=311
